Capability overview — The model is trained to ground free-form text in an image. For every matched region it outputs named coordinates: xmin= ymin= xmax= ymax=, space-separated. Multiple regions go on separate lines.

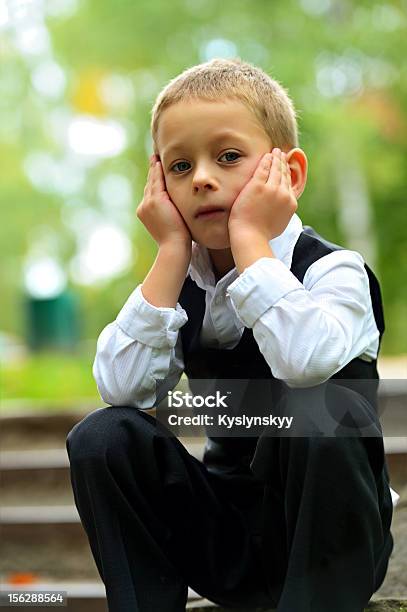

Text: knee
xmin=285 ymin=436 xmax=375 ymax=492
xmin=285 ymin=434 xmax=364 ymax=462
xmin=66 ymin=407 xmax=110 ymax=462
xmin=251 ymin=435 xmax=343 ymax=485
xmin=66 ymin=406 xmax=144 ymax=463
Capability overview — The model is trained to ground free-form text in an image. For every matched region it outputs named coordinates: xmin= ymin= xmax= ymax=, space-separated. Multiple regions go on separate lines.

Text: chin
xmin=198 ymin=236 xmax=231 ymax=250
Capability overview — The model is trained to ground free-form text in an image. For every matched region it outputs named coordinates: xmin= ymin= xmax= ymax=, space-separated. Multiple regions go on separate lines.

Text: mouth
xmin=196 ymin=208 xmax=227 ymax=219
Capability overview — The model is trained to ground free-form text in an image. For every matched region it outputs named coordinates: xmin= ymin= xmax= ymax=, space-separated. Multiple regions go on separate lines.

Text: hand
xmin=228 ymin=148 xmax=297 ymax=242
xmin=136 ymin=155 xmax=192 ymax=249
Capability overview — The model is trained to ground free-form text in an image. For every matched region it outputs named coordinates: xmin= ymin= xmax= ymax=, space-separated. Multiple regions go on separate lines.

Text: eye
xmin=170 ymin=161 xmax=191 ymax=173
xmin=218 ymin=151 xmax=241 ymax=163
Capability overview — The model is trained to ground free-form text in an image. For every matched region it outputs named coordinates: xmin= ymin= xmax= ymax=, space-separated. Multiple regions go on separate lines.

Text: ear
xmin=285 ymin=148 xmax=308 ymax=200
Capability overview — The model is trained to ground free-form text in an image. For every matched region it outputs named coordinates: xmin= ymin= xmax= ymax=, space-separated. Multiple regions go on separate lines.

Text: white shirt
xmin=93 ymin=213 xmax=400 ymax=507
xmin=93 ymin=213 xmax=381 ymax=407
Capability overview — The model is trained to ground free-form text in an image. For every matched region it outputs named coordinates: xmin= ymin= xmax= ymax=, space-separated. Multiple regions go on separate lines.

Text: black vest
xmin=178 ymin=226 xmax=385 ymax=474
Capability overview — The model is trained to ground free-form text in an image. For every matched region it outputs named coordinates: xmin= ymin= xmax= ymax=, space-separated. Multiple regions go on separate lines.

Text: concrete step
xmin=0 ymin=505 xmax=99 ymax=582
xmin=0 ymin=583 xmax=405 ymax=611
xmin=0 ymin=439 xmax=204 ymax=506
xmin=186 ymin=602 xmax=407 ymax=611
xmin=0 ymin=440 xmax=404 ymax=507
xmin=0 ymin=411 xmax=88 ymax=452
xmin=0 ymin=582 xmax=108 ymax=612
xmin=0 ymin=582 xmax=205 ymax=611
xmin=0 ymin=408 xmax=405 ymax=602
xmin=0 ymin=450 xmax=72 ymax=506
xmin=0 ymin=380 xmax=406 ymax=450
xmin=1 ymin=496 xmax=406 ymax=593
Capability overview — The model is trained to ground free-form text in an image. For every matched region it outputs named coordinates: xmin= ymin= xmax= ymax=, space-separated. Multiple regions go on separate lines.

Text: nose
xmin=192 ymin=164 xmax=218 ymax=193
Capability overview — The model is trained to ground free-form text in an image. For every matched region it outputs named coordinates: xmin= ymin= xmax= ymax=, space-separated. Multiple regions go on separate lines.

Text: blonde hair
xmin=151 ymin=58 xmax=299 ymax=151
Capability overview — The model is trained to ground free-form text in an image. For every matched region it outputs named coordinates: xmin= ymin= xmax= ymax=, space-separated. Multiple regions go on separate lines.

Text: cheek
xmin=164 ymin=177 xmax=179 ymax=202
xmin=165 ymin=180 xmax=188 ymax=217
xmin=230 ymin=160 xmax=258 ymax=197
xmin=245 ymin=156 xmax=263 ymax=178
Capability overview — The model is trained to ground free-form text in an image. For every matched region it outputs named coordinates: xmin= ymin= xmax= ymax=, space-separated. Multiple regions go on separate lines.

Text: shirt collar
xmin=187 ymin=213 xmax=304 ymax=291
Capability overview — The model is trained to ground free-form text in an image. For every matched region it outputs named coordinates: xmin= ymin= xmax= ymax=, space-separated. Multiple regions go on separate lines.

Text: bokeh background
xmin=1 ymin=0 xmax=406 ymax=405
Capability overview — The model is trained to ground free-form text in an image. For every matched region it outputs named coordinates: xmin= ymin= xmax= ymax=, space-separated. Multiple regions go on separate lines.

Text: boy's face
xmin=156 ymin=99 xmax=274 ymax=251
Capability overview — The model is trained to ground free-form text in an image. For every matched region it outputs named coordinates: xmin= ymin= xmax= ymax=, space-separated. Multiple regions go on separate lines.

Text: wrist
xmin=158 ymin=241 xmax=192 ymax=275
xmin=229 ymin=232 xmax=274 ymax=274
xmin=229 ymin=227 xmax=270 ymax=250
xmin=159 ymin=239 xmax=192 ymax=258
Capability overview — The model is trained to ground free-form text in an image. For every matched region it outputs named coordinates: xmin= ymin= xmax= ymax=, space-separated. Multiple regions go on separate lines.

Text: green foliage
xmin=1 ymin=352 xmax=100 ymax=402
xmin=1 ymin=0 xmax=406 ymax=357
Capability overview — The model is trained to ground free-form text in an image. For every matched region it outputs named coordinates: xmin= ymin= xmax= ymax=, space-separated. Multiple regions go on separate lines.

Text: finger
xmin=282 ymin=153 xmax=292 ymax=189
xmin=267 ymin=148 xmax=283 ymax=185
xmin=280 ymin=152 xmax=288 ymax=179
xmin=253 ymin=152 xmax=273 ymax=182
xmin=281 ymin=153 xmax=294 ymax=191
xmin=144 ymin=156 xmax=155 ymax=197
xmin=151 ymin=160 xmax=166 ymax=193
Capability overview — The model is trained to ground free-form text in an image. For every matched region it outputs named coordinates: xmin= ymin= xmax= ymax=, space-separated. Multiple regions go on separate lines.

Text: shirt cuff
xmin=226 ymin=257 xmax=304 ymax=328
xmin=116 ymin=284 xmax=188 ymax=349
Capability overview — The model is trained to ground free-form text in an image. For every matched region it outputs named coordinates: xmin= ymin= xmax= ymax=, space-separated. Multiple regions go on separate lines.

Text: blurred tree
xmin=0 ymin=0 xmax=406 ymax=355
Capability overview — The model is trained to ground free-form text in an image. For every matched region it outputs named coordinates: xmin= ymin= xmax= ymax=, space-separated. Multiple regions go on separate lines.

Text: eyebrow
xmin=162 ymin=130 xmax=248 ymax=158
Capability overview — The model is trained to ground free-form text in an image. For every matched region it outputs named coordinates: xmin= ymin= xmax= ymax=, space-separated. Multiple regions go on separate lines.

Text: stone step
xmin=0 ymin=583 xmax=405 ymax=612
xmin=0 ymin=411 xmax=405 ymax=600
xmin=0 ymin=439 xmax=204 ymax=471
xmin=0 ymin=439 xmax=204 ymax=506
xmin=0 ymin=582 xmax=205 ymax=611
xmin=0 ymin=440 xmax=404 ymax=507
xmin=0 ymin=380 xmax=406 ymax=451
xmin=0 ymin=411 xmax=90 ymax=452
xmin=0 ymin=450 xmax=73 ymax=506
xmin=1 ymin=494 xmax=406 ymax=594
xmin=185 ymin=602 xmax=406 ymax=611
xmin=0 ymin=582 xmax=108 ymax=612
xmin=0 ymin=505 xmax=99 ymax=582
xmin=0 ymin=407 xmax=208 ymax=450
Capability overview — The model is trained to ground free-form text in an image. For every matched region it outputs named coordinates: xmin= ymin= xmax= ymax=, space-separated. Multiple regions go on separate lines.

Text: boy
xmin=66 ymin=59 xmax=397 ymax=612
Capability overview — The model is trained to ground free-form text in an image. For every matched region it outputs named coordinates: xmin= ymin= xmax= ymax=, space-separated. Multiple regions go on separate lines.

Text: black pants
xmin=66 ymin=389 xmax=394 ymax=612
